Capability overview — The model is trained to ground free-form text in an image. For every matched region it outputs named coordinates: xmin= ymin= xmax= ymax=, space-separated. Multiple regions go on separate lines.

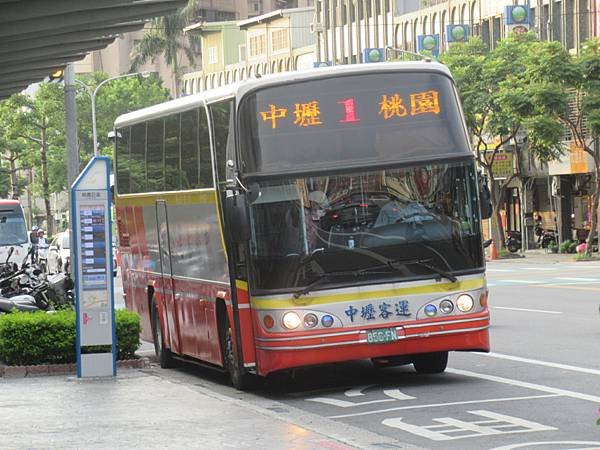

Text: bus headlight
xmin=424 ymin=304 xmax=437 ymax=317
xmin=282 ymin=312 xmax=301 ymax=330
xmin=304 ymin=313 xmax=318 ymax=328
xmin=439 ymin=299 xmax=454 ymax=314
xmin=456 ymin=294 xmax=474 ymax=312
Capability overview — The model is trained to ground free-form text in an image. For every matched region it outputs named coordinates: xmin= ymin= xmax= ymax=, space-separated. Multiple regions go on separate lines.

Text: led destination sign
xmin=259 ymin=89 xmax=442 ymax=129
xmin=240 ymin=72 xmax=471 ymax=175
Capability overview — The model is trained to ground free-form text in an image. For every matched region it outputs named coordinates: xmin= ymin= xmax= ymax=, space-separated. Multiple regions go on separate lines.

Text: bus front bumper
xmin=254 ymin=312 xmax=490 ymax=376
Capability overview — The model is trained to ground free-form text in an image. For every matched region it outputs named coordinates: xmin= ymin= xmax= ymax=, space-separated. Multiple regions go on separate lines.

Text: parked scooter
xmin=505 ymin=230 xmax=522 ymax=253
xmin=535 ymin=225 xmax=557 ymax=249
xmin=0 ymin=247 xmax=74 ymax=314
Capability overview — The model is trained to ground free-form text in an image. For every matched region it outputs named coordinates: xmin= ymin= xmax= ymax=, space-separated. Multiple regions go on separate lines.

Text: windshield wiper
xmin=357 ymin=257 xmax=458 ymax=283
xmin=292 ymin=268 xmax=365 ymax=298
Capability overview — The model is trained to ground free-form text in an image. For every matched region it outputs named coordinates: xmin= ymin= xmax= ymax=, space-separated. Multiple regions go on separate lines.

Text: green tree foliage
xmin=441 ymin=34 xmax=564 ymax=247
xmin=130 ymin=1 xmax=200 ymax=97
xmin=75 ymin=72 xmax=170 ymax=160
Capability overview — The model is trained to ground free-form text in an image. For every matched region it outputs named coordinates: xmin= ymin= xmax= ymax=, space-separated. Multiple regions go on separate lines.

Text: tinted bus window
xmin=198 ymin=107 xmax=212 ymax=188
xmin=0 ymin=208 xmax=27 ymax=245
xmin=130 ymin=123 xmax=147 ymax=193
xmin=147 ymin=119 xmax=165 ymax=192
xmin=210 ymin=100 xmax=232 ymax=183
xmin=181 ymin=109 xmax=200 ymax=189
xmin=116 ymin=127 xmax=131 ymax=194
xmin=165 ymin=114 xmax=181 ymax=191
xmin=238 ymin=72 xmax=470 ymax=176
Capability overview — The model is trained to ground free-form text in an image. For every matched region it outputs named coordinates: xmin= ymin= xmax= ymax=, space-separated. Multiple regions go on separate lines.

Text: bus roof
xmin=114 ymin=61 xmax=453 ymax=128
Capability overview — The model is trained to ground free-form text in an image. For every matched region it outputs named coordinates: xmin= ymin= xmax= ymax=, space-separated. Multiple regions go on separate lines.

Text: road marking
xmin=492 ymin=306 xmax=562 ymax=314
xmin=538 ymin=283 xmax=600 ymax=291
xmin=557 ymin=277 xmax=600 ymax=282
xmin=501 ymin=279 xmax=543 ymax=284
xmin=307 ymin=386 xmax=415 ymax=408
xmin=490 ymin=441 xmax=600 ymax=450
xmin=327 ymin=394 xmax=559 ymax=419
xmin=381 ymin=409 xmax=556 ymax=441
xmin=474 ymin=352 xmax=600 ymax=376
xmin=447 ymin=368 xmax=600 ymax=403
xmin=486 ymin=269 xmax=515 ymax=272
xmin=521 ymin=267 xmax=555 ymax=271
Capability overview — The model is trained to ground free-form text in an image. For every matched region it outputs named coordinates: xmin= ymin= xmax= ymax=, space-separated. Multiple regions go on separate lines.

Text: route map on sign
xmin=79 ymin=203 xmax=108 ymax=292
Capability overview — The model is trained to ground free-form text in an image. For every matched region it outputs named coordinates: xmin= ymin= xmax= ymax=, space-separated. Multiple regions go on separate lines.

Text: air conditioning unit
xmin=310 ymin=22 xmax=324 ymax=33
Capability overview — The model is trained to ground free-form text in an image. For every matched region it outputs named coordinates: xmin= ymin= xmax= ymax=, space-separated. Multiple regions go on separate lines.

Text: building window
xmin=207 ymin=46 xmax=218 ymax=64
xmin=249 ymin=34 xmax=266 ymax=57
xmin=272 ymin=29 xmax=287 ymax=51
xmin=239 ymin=44 xmax=247 ymax=61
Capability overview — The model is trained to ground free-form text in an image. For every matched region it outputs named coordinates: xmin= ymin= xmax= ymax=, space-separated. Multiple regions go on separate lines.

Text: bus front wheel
xmin=223 ymin=317 xmax=257 ymax=390
xmin=413 ymin=351 xmax=448 ymax=374
xmin=151 ymin=298 xmax=177 ymax=368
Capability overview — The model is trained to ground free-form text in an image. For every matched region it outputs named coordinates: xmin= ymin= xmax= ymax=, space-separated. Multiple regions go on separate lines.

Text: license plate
xmin=367 ymin=327 xmax=398 ymax=345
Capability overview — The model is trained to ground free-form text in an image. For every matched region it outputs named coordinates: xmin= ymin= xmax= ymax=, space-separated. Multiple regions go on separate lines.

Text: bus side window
xmin=181 ymin=109 xmax=200 ymax=189
xmin=147 ymin=119 xmax=165 ymax=192
xmin=209 ymin=100 xmax=233 ymax=186
xmin=165 ymin=114 xmax=181 ymax=191
xmin=130 ymin=123 xmax=147 ymax=193
xmin=198 ymin=107 xmax=212 ymax=188
xmin=115 ymin=127 xmax=131 ymax=194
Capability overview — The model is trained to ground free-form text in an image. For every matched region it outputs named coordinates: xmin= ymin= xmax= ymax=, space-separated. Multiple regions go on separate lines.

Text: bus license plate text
xmin=367 ymin=327 xmax=398 ymax=344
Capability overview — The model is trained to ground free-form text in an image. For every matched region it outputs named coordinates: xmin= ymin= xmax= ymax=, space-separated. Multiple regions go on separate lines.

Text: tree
xmin=75 ymin=72 xmax=171 ymax=159
xmin=0 ymin=98 xmax=30 ymax=199
xmin=441 ymin=34 xmax=563 ymax=249
xmin=519 ymin=38 xmax=600 ymax=254
xmin=130 ymin=1 xmax=200 ymax=97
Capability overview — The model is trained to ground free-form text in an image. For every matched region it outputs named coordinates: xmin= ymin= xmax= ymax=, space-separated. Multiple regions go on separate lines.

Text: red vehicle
xmin=114 ymin=62 xmax=491 ymax=389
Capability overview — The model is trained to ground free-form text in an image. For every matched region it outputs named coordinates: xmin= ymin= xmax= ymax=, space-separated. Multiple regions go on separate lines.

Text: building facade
xmin=182 ymin=7 xmax=316 ymax=95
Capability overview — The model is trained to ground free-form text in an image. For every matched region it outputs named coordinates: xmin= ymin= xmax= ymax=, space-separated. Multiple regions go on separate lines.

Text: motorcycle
xmin=535 ymin=225 xmax=557 ymax=249
xmin=505 ymin=230 xmax=522 ymax=253
xmin=0 ymin=247 xmax=74 ymax=314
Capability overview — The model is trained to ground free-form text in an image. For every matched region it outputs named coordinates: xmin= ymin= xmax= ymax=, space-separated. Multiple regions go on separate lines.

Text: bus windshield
xmin=0 ymin=208 xmax=28 ymax=246
xmin=247 ymin=161 xmax=483 ymax=294
xmin=238 ymin=71 xmax=470 ymax=176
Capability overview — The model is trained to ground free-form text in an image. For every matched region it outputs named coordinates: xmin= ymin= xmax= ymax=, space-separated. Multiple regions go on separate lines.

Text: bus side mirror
xmin=225 ymin=192 xmax=250 ymax=243
xmin=479 ymin=183 xmax=492 ymax=220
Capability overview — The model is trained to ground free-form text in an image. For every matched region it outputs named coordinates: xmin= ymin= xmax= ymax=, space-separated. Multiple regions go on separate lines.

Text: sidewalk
xmin=0 ymin=361 xmax=421 ymax=450
xmin=488 ymin=249 xmax=598 ymax=264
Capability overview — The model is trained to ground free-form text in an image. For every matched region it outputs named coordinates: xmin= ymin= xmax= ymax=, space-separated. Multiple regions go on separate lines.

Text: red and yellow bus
xmin=114 ymin=62 xmax=491 ymax=389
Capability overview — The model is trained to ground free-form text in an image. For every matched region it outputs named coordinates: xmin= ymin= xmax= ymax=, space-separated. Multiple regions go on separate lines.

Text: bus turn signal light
xmin=263 ymin=315 xmax=274 ymax=329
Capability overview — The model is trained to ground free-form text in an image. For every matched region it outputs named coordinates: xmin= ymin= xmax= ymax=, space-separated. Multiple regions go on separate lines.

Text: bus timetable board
xmin=71 ymin=156 xmax=116 ymax=378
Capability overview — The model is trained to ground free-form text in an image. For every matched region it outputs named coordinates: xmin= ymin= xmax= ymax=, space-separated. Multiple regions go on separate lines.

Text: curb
xmin=0 ymin=358 xmax=149 ymax=378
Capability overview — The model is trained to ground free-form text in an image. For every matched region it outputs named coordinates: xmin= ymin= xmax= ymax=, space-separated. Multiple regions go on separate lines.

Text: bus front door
xmin=155 ymin=200 xmax=181 ymax=354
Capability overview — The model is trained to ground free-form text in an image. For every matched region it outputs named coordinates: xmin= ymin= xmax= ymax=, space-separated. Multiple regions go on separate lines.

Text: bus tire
xmin=151 ymin=297 xmax=177 ymax=369
xmin=223 ymin=316 xmax=258 ymax=390
xmin=413 ymin=351 xmax=448 ymax=374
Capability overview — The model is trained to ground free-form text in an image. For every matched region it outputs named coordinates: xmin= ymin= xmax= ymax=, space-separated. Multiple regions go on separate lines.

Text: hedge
xmin=0 ymin=310 xmax=141 ymax=366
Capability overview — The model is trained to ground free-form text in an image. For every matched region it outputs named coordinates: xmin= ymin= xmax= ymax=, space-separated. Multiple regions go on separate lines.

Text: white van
xmin=0 ymin=200 xmax=31 ymax=265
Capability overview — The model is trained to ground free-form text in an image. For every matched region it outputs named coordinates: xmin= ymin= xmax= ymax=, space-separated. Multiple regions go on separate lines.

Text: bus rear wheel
xmin=413 ymin=351 xmax=448 ymax=374
xmin=223 ymin=318 xmax=258 ymax=390
xmin=151 ymin=298 xmax=177 ymax=368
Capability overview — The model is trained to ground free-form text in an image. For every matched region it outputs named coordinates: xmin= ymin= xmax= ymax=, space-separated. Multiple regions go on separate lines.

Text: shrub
xmin=559 ymin=240 xmax=575 ymax=254
xmin=0 ymin=310 xmax=141 ymax=366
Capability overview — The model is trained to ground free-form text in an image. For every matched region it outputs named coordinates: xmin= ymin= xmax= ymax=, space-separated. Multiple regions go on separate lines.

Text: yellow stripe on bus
xmin=236 ymin=279 xmax=248 ymax=290
xmin=115 ymin=189 xmax=217 ymax=207
xmin=250 ymin=277 xmax=485 ymax=309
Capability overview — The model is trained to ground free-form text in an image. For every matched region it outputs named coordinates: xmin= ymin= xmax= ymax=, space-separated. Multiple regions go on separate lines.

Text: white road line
xmin=557 ymin=277 xmax=600 ymax=282
xmin=487 ymin=283 xmax=497 ymax=287
xmin=486 ymin=269 xmax=515 ymax=272
xmin=492 ymin=306 xmax=563 ymax=314
xmin=326 ymin=394 xmax=559 ymax=419
xmin=474 ymin=352 xmax=600 ymax=376
xmin=447 ymin=368 xmax=600 ymax=404
xmin=521 ymin=267 xmax=555 ymax=271
xmin=501 ymin=279 xmax=544 ymax=284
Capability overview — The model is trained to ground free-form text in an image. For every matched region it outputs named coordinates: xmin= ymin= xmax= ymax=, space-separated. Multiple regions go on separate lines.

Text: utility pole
xmin=64 ymin=63 xmax=78 ymax=269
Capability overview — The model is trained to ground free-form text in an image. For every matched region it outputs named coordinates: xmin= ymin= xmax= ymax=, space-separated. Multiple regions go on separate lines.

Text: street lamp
xmin=74 ymin=71 xmax=153 ymax=156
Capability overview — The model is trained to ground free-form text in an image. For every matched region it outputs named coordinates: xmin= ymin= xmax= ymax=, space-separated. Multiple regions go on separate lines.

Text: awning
xmin=0 ymin=0 xmax=188 ymax=100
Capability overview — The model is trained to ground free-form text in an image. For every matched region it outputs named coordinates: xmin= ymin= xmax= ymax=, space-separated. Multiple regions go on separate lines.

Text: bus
xmin=0 ymin=200 xmax=30 ymax=265
xmin=114 ymin=61 xmax=492 ymax=389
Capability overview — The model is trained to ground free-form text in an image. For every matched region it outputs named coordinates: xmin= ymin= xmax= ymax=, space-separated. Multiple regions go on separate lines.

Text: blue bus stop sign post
xmin=71 ymin=156 xmax=116 ymax=378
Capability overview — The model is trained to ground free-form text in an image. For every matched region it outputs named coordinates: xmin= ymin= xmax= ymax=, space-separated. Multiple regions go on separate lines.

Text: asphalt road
xmin=143 ymin=259 xmax=600 ymax=449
